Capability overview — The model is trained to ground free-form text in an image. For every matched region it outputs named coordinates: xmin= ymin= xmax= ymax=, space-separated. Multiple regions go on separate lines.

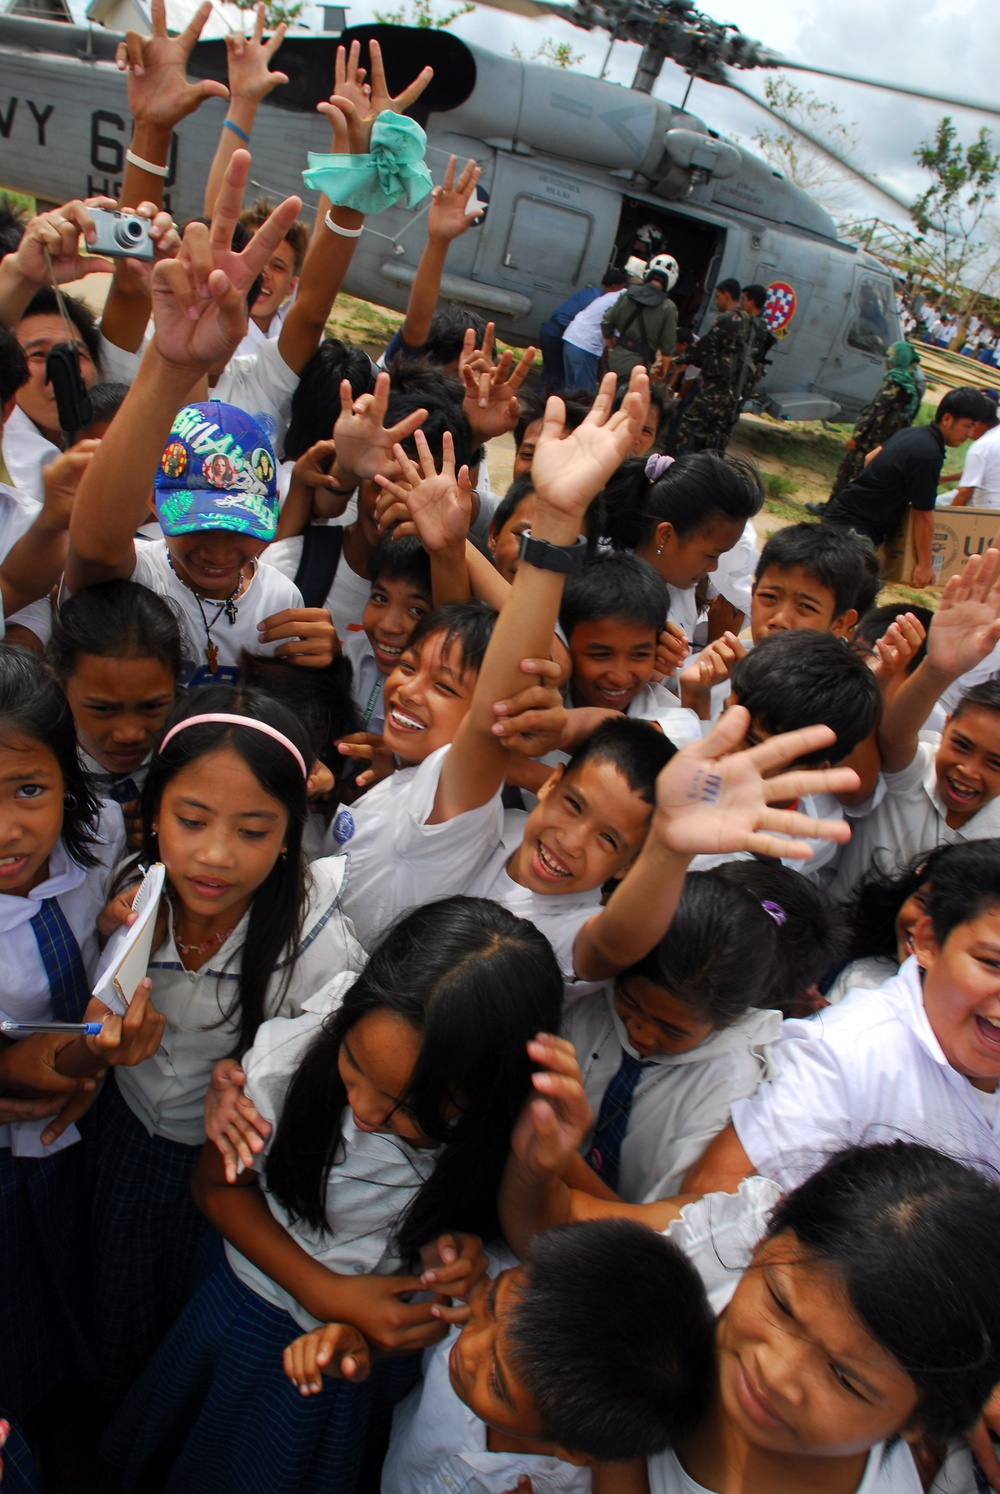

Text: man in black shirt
xmin=822 ymin=387 xmax=994 ymax=586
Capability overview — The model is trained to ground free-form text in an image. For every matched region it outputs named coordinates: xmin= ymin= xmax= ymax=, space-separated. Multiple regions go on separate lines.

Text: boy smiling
xmin=832 ymin=547 xmax=1000 ymax=897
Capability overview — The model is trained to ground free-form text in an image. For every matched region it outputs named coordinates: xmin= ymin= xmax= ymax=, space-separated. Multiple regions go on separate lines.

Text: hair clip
xmin=645 ymin=453 xmax=675 ymax=483
xmin=761 ymin=900 xmax=787 ymax=927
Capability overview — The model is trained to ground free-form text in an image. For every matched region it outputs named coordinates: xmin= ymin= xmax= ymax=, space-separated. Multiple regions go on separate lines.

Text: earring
xmin=63 ymin=792 xmax=77 ymax=810
xmin=656 ymin=544 xmax=663 ymax=556
xmin=280 ymin=847 xmax=288 ymax=859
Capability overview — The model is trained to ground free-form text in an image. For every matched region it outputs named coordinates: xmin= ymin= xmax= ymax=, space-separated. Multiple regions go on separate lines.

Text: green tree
xmin=374 ymin=0 xmax=474 ymax=27
xmin=260 ymin=0 xmax=304 ymax=27
xmin=752 ymin=78 xmax=861 ymax=218
xmin=911 ymin=116 xmax=1000 ymax=309
xmin=511 ymin=35 xmax=584 ymax=67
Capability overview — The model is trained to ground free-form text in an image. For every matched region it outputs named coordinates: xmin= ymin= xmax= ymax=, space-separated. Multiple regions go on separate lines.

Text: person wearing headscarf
xmin=814 ymin=342 xmax=924 ymax=509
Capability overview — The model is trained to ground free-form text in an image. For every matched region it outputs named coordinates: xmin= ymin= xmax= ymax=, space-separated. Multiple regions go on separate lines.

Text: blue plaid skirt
xmin=0 ymin=1418 xmax=40 ymax=1494
xmin=88 ymin=1076 xmax=221 ymax=1406
xmin=103 ymin=1258 xmax=420 ymax=1494
xmin=0 ymin=1142 xmax=94 ymax=1420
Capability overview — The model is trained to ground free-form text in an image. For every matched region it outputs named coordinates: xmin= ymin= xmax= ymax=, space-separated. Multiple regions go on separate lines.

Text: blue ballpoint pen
xmin=0 ymin=1021 xmax=104 ymax=1035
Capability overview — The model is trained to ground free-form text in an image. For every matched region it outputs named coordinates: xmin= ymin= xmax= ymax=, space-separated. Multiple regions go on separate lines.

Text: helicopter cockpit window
xmin=502 ymin=197 xmax=592 ymax=282
xmin=847 ymin=278 xmax=892 ymax=357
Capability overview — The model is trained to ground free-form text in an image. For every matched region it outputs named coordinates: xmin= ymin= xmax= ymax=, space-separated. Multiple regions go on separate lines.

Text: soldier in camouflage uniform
xmin=738 ymin=284 xmax=775 ymax=404
xmin=829 ymin=341 xmax=923 ymax=496
xmin=672 ymin=279 xmax=749 ymax=455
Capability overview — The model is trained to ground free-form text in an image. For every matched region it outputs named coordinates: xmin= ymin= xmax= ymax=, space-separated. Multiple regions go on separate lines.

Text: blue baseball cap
xmin=154 ymin=402 xmax=278 ymax=542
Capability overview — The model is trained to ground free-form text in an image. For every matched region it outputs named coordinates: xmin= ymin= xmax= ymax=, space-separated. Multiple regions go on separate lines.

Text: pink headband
xmin=158 ymin=713 xmax=308 ymax=778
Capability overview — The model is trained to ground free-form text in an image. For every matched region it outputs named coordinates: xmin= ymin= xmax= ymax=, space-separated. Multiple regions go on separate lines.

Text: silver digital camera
xmin=87 ymin=208 xmax=155 ymax=261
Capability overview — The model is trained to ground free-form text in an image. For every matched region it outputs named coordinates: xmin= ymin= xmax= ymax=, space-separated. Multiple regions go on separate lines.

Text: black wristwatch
xmin=517 ymin=532 xmax=588 ymax=574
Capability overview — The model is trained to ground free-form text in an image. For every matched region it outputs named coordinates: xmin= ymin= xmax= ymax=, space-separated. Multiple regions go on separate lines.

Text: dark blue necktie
xmin=585 ymin=1048 xmax=649 ymax=1192
xmin=29 ymin=898 xmax=91 ymax=1022
xmin=93 ymin=774 xmax=141 ymax=806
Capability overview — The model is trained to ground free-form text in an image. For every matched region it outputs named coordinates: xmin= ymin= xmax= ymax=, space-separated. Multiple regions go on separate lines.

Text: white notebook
xmin=92 ymin=863 xmax=166 ymax=1016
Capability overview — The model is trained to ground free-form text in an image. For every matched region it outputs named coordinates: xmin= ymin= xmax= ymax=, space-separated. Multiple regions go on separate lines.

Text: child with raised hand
xmin=356 ymin=375 xmax=858 ymax=981
xmin=266 ymin=363 xmax=467 ymax=635
xmin=48 ymin=579 xmax=181 ymax=832
xmin=89 ymin=684 xmax=365 ymax=1404
xmin=832 ymin=546 xmax=1000 ymax=897
xmin=105 ymin=897 xmax=565 ymax=1494
xmin=64 ymin=152 xmax=339 ymax=688
xmin=0 ymin=647 xmax=165 ymax=1425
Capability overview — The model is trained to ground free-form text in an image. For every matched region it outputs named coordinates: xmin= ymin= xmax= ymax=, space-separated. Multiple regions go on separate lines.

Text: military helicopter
xmin=0 ymin=0 xmax=996 ymax=418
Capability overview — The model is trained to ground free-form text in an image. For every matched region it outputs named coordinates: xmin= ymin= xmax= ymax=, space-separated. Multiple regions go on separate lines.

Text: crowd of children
xmin=3 ymin=9 xmax=1000 ymax=1494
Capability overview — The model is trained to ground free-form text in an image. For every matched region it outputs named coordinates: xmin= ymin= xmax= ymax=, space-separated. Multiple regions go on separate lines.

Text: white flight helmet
xmin=646 ymin=253 xmax=680 ymax=292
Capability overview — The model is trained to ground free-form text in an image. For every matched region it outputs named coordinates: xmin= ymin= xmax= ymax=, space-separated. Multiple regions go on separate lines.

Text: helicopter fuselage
xmin=0 ymin=15 xmax=901 ymax=421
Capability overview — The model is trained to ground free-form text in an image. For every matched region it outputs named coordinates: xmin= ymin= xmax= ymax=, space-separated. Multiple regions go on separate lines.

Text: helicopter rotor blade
xmin=724 ymin=78 xmax=925 ymax=221
xmin=459 ymin=0 xmax=586 ymax=20
xmin=757 ymin=55 xmax=1000 ymax=121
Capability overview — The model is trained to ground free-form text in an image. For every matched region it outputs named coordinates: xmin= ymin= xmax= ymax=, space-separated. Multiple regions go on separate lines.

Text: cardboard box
xmin=882 ymin=505 xmax=1000 ymax=585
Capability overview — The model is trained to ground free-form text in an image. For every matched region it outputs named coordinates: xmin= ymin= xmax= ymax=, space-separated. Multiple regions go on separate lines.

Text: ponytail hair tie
xmin=645 ymin=453 xmax=675 ymax=483
xmin=760 ymin=900 xmax=787 ymax=927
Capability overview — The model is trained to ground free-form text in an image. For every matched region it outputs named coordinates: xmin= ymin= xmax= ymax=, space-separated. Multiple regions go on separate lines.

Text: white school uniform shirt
xmin=707 ymin=519 xmax=759 ymax=619
xmin=824 ymin=954 xmax=898 ymax=1005
xmin=212 ymin=337 xmax=300 ymax=452
xmin=322 ymin=745 xmax=504 ymax=951
xmin=563 ymin=290 xmax=621 ymax=356
xmin=730 ymin=956 xmax=1000 ymax=1191
xmin=96 ymin=330 xmax=143 ymax=387
xmin=233 ymin=299 xmax=291 ymax=361
xmin=830 ymin=735 xmax=1000 ymax=898
xmin=648 ymin=1441 xmax=923 ymax=1494
xmin=467 ymin=808 xmax=602 ymax=986
xmin=0 ymin=479 xmax=53 ymax=644
xmin=923 ymin=641 xmax=1000 ymax=735
xmin=666 ymin=582 xmax=699 ymax=647
xmin=264 ymin=532 xmax=372 ymax=638
xmin=343 ymin=629 xmax=385 ymax=734
xmin=564 ymin=989 xmax=782 ymax=1202
xmin=227 ymin=979 xmax=440 ymax=1332
xmin=0 ymin=805 xmax=125 ymax=1157
xmin=0 ymin=404 xmax=58 ymax=501
xmin=115 ymin=857 xmax=364 ymax=1145
xmin=629 ymin=680 xmax=703 ymax=748
xmin=383 ymin=1249 xmax=592 ymax=1494
xmin=128 ymin=541 xmax=303 ymax=688
xmin=649 ymin=1181 xmax=930 ymax=1494
xmin=958 ymin=424 xmax=1000 ymax=508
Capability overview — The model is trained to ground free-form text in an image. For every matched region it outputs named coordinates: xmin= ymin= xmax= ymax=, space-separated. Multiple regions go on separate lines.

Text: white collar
xmin=0 ymin=838 xmax=88 ymax=932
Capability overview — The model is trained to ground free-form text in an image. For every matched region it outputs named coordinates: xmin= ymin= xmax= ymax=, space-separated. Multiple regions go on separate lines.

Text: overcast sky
xmin=299 ymin=0 xmax=1000 ymax=229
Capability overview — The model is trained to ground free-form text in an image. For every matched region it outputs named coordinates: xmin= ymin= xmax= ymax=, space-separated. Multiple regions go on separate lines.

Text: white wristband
xmin=324 ymin=210 xmax=363 ymax=238
xmin=126 ymin=149 xmax=169 ymax=178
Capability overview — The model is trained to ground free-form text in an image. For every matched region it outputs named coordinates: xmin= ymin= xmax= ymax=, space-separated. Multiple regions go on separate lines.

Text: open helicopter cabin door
xmin=611 ymin=199 xmax=726 ymax=328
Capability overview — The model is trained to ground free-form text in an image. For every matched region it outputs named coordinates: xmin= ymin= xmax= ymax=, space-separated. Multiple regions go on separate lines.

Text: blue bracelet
xmin=223 ymin=118 xmax=250 ymax=143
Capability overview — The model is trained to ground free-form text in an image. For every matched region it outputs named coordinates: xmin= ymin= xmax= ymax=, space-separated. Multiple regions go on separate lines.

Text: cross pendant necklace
xmin=166 ymin=554 xmax=245 ymax=675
